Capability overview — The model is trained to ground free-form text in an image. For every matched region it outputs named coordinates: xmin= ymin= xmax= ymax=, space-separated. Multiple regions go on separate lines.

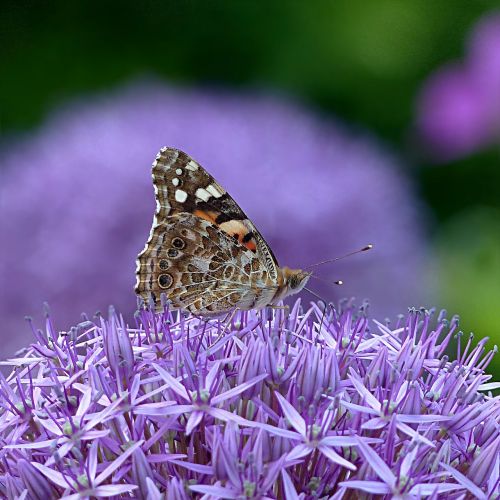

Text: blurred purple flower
xmin=468 ymin=13 xmax=500 ymax=113
xmin=0 ymin=81 xmax=425 ymax=357
xmin=0 ymin=300 xmax=498 ymax=497
xmin=416 ymin=11 xmax=500 ymax=161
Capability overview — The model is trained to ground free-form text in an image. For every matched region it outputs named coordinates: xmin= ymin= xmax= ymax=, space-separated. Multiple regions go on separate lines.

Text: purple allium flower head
xmin=0 ymin=300 xmax=498 ymax=498
xmin=0 ymin=81 xmax=426 ymax=358
xmin=416 ymin=11 xmax=500 ymax=161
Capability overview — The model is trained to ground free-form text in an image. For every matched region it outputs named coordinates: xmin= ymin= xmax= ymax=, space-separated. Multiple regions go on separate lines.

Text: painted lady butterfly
xmin=135 ymin=147 xmax=311 ymax=316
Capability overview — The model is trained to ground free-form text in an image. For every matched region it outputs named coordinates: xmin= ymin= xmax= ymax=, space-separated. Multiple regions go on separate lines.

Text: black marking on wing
xmin=242 ymin=231 xmax=254 ymax=243
xmin=206 ymin=194 xmax=246 ymax=221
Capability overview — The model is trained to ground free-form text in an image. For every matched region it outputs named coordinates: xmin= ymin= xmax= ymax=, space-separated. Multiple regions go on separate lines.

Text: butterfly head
xmin=281 ymin=267 xmax=312 ymax=296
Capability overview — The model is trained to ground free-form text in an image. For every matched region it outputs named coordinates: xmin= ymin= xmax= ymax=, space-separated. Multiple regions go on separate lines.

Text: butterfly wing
xmin=135 ymin=213 xmax=273 ymax=315
xmin=151 ymin=147 xmax=279 ymax=280
xmin=135 ymin=147 xmax=279 ymax=313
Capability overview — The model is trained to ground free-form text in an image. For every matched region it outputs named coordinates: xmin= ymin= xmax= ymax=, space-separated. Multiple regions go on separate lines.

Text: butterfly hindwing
xmin=135 ymin=213 xmax=272 ymax=315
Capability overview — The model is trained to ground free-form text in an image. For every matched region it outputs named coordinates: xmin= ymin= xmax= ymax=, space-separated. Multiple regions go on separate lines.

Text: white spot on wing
xmin=175 ymin=168 xmax=183 ymax=175
xmin=195 ymin=188 xmax=211 ymax=202
xmin=172 ymin=178 xmax=179 ymax=186
xmin=206 ymin=184 xmax=223 ymax=198
xmin=186 ymin=160 xmax=199 ymax=171
xmin=155 ymin=199 xmax=161 ymax=214
xmin=175 ymin=189 xmax=188 ymax=203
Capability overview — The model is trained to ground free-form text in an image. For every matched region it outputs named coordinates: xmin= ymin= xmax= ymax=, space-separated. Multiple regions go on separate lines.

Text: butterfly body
xmin=135 ymin=147 xmax=310 ymax=316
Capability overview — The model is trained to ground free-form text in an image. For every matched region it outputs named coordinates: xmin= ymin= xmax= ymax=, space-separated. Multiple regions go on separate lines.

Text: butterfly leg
xmin=317 ymin=301 xmax=333 ymax=338
xmin=268 ymin=305 xmax=289 ymax=311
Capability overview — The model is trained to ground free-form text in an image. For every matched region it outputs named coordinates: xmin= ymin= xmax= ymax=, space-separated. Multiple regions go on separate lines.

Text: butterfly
xmin=135 ymin=147 xmax=311 ymax=317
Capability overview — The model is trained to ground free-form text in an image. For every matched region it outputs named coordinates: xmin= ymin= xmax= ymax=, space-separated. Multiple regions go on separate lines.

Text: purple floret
xmin=0 ymin=299 xmax=498 ymax=498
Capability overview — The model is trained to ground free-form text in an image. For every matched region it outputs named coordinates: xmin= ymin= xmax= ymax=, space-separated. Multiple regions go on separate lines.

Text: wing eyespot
xmin=159 ymin=259 xmax=170 ymax=270
xmin=172 ymin=237 xmax=186 ymax=249
xmin=158 ymin=274 xmax=173 ymax=289
xmin=167 ymin=248 xmax=181 ymax=258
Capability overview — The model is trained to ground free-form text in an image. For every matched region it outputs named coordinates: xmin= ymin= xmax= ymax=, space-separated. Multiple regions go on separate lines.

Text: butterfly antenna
xmin=309 ymin=275 xmax=344 ymax=287
xmin=303 ymin=287 xmax=334 ymax=333
xmin=305 ymin=244 xmax=373 ymax=270
xmin=303 ymin=286 xmax=329 ymax=303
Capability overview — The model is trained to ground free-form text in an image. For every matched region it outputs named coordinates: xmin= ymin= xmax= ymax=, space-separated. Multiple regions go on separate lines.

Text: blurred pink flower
xmin=0 ymin=81 xmax=426 ymax=357
xmin=416 ymin=11 xmax=500 ymax=161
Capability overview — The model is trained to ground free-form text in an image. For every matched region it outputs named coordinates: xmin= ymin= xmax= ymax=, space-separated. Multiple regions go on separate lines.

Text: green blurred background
xmin=1 ymin=0 xmax=499 ymax=374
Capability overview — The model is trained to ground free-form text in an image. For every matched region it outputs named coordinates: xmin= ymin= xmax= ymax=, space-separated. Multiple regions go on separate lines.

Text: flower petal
xmin=361 ymin=417 xmax=386 ymax=430
xmin=153 ymin=363 xmax=190 ymax=402
xmin=134 ymin=403 xmax=194 ymax=416
xmin=185 ymin=410 xmax=204 ymax=436
xmin=206 ymin=407 xmax=258 ymax=427
xmin=440 ymin=463 xmax=487 ymax=500
xmin=189 ymin=484 xmax=238 ymax=498
xmin=355 ymin=436 xmax=396 ymax=487
xmin=339 ymin=480 xmax=391 ymax=494
xmin=409 ymin=483 xmax=465 ymax=495
xmin=318 ymin=445 xmax=356 ymax=471
xmin=274 ymin=391 xmax=306 ymax=436
xmin=169 ymin=459 xmax=213 ymax=475
xmin=286 ymin=444 xmax=311 ymax=461
xmin=31 ymin=461 xmax=75 ymax=489
xmin=92 ymin=485 xmax=138 ymax=496
xmin=321 ymin=436 xmax=382 ymax=447
xmin=395 ymin=421 xmax=434 ymax=448
xmin=348 ymin=369 xmax=381 ymax=411
xmin=75 ymin=386 xmax=92 ymax=417
xmin=211 ymin=373 xmax=268 ymax=406
xmin=95 ymin=440 xmax=144 ymax=486
xmin=281 ymin=469 xmax=300 ymax=500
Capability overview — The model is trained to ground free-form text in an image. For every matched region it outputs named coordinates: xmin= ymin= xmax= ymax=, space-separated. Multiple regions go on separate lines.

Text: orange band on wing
xmin=193 ymin=209 xmax=219 ymax=224
xmin=192 ymin=213 xmax=259 ymax=254
xmin=243 ymin=240 xmax=257 ymax=252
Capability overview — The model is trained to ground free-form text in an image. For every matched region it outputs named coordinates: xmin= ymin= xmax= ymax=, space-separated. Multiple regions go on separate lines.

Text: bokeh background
xmin=1 ymin=1 xmax=499 ymax=376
